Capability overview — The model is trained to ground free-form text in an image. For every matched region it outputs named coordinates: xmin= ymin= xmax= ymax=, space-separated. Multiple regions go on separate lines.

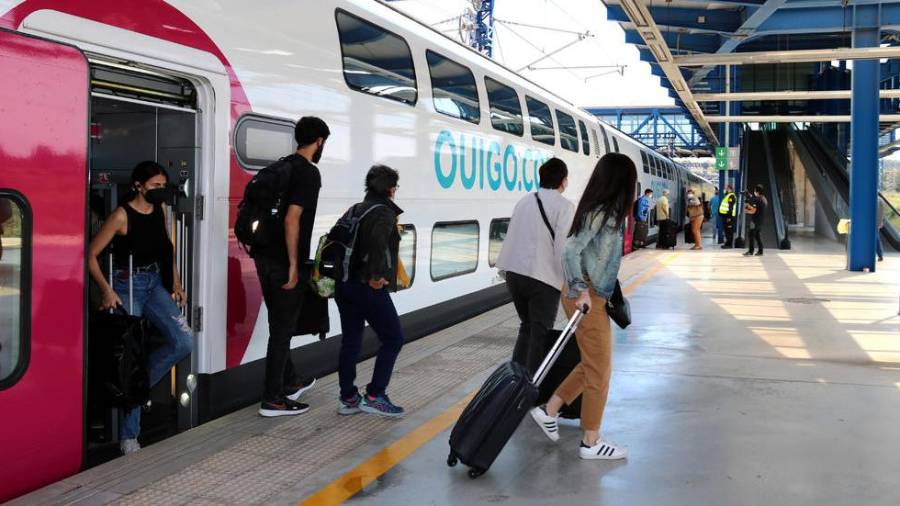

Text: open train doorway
xmin=86 ymin=60 xmax=200 ymax=465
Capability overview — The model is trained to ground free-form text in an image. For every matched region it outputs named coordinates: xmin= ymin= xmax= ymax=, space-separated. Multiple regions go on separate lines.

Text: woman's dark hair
xmin=754 ymin=184 xmax=765 ymax=194
xmin=539 ymin=157 xmax=568 ymax=189
xmin=123 ymin=160 xmax=169 ymax=203
xmin=295 ymin=116 xmax=330 ymax=147
xmin=365 ymin=164 xmax=399 ymax=197
xmin=569 ymin=153 xmax=637 ymax=236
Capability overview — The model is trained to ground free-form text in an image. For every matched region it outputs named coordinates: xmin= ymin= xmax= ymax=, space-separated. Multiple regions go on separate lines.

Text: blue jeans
xmin=335 ymin=281 xmax=404 ymax=399
xmin=113 ymin=270 xmax=192 ymax=440
xmin=713 ymin=214 xmax=724 ymax=243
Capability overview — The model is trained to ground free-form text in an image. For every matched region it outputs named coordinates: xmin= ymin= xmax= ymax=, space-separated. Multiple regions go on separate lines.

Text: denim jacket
xmin=562 ymin=210 xmax=624 ymax=300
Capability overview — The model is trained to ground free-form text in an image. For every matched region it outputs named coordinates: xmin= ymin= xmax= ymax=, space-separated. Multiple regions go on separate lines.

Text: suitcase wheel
xmin=468 ymin=467 xmax=485 ymax=479
xmin=447 ymin=452 xmax=458 ymax=467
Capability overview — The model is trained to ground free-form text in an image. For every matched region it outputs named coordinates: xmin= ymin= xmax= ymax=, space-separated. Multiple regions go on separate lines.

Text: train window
xmin=485 ymin=77 xmax=523 ymax=136
xmin=427 ymin=50 xmax=480 ymax=124
xmin=650 ymin=157 xmax=658 ymax=177
xmin=234 ymin=115 xmax=297 ymax=170
xmin=578 ymin=120 xmax=590 ymax=156
xmin=598 ymin=124 xmax=611 ymax=154
xmin=431 ymin=221 xmax=479 ymax=281
xmin=525 ymin=96 xmax=555 ymax=146
xmin=0 ymin=193 xmax=30 ymax=388
xmin=667 ymin=162 xmax=674 ymax=180
xmin=488 ymin=218 xmax=510 ymax=267
xmin=640 ymin=151 xmax=649 ymax=174
xmin=612 ymin=137 xmax=620 ymax=153
xmin=556 ymin=110 xmax=578 ymax=152
xmin=398 ymin=225 xmax=416 ymax=289
xmin=336 ymin=10 xmax=417 ymax=105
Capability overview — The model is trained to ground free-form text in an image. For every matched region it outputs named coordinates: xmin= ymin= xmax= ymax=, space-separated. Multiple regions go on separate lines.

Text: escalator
xmin=741 ymin=129 xmax=791 ymax=249
xmin=788 ymin=125 xmax=900 ymax=251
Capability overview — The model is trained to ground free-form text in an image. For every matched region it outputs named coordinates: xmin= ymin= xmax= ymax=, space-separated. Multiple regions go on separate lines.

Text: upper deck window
xmin=336 ymin=10 xmax=417 ymax=105
xmin=427 ymin=50 xmax=480 ymax=124
xmin=598 ymin=124 xmax=611 ymax=154
xmin=485 ymin=77 xmax=523 ymax=136
xmin=578 ymin=120 xmax=590 ymax=156
xmin=641 ymin=151 xmax=650 ymax=173
xmin=526 ymin=97 xmax=555 ymax=146
xmin=556 ymin=110 xmax=579 ymax=152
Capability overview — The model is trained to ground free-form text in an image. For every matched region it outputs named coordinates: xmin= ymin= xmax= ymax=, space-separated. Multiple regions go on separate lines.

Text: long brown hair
xmin=569 ymin=153 xmax=638 ymax=236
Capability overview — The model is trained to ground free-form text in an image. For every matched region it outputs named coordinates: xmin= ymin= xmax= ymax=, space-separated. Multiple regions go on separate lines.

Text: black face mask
xmin=312 ymin=142 xmax=325 ymax=164
xmin=144 ymin=187 xmax=172 ymax=205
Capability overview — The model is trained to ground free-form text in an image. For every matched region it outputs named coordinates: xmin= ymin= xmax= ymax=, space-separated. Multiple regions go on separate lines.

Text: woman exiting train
xmin=88 ymin=161 xmax=193 ymax=455
xmin=530 ymin=153 xmax=636 ymax=460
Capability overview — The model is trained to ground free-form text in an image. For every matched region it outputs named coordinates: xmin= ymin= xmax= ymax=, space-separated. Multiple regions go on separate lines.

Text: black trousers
xmin=506 ymin=271 xmax=561 ymax=376
xmin=723 ymin=215 xmax=735 ymax=247
xmin=254 ymin=259 xmax=302 ymax=402
xmin=747 ymin=222 xmax=764 ymax=253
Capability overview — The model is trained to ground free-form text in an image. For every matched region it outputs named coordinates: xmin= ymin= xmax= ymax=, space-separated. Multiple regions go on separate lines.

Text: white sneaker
xmin=530 ymin=406 xmax=559 ymax=442
xmin=579 ymin=437 xmax=627 ymax=460
xmin=120 ymin=438 xmax=141 ymax=455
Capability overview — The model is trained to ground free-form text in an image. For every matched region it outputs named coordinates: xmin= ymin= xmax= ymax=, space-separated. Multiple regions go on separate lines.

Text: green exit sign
xmin=715 ymin=147 xmax=728 ymax=159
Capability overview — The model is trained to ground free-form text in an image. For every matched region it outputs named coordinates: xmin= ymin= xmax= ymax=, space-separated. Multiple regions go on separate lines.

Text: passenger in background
xmin=655 ymin=189 xmax=671 ymax=249
xmin=336 ymin=165 xmax=407 ymax=418
xmin=686 ymin=189 xmax=704 ymax=250
xmin=743 ymin=184 xmax=767 ymax=256
xmin=709 ymin=188 xmax=723 ymax=245
xmin=530 ymin=152 xmax=637 ymax=461
xmin=87 ymin=161 xmax=193 ymax=454
xmin=496 ymin=158 xmax=575 ymax=375
xmin=876 ymin=198 xmax=885 ymax=262
xmin=254 ymin=117 xmax=330 ymax=418
xmin=632 ymin=189 xmax=652 ymax=249
xmin=719 ymin=184 xmax=737 ymax=249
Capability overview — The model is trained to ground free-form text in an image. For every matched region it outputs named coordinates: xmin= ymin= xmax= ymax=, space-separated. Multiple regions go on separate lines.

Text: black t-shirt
xmin=260 ymin=154 xmax=321 ymax=265
xmin=748 ymin=195 xmax=766 ymax=225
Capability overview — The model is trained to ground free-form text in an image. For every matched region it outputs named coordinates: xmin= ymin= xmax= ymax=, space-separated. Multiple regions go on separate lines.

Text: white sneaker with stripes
xmin=530 ymin=406 xmax=559 ymax=442
xmin=579 ymin=437 xmax=627 ymax=460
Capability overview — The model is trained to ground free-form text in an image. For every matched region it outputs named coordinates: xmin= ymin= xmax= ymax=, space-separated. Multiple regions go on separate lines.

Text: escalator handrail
xmin=760 ymin=130 xmax=788 ymax=246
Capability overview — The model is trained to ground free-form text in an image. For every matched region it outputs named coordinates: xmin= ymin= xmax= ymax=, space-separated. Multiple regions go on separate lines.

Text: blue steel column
xmin=473 ymin=0 xmax=495 ymax=56
xmin=848 ymin=11 xmax=879 ymax=272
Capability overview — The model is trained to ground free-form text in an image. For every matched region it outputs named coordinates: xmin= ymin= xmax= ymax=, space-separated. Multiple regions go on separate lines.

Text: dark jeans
xmin=506 ymin=271 xmax=561 ymax=376
xmin=255 ymin=259 xmax=302 ymax=402
xmin=722 ymin=215 xmax=735 ymax=247
xmin=747 ymin=222 xmax=764 ymax=253
xmin=335 ymin=280 xmax=404 ymax=399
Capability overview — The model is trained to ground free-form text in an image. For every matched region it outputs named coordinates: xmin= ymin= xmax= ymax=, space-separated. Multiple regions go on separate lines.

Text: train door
xmin=85 ymin=60 xmax=200 ymax=463
xmin=0 ymin=30 xmax=88 ymax=502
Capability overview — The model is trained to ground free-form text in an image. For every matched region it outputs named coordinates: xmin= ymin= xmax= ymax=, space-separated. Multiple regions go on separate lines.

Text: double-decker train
xmin=0 ymin=0 xmax=712 ymax=500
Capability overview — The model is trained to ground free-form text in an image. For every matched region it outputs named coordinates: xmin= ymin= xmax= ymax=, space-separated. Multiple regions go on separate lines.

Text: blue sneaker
xmin=338 ymin=392 xmax=362 ymax=416
xmin=360 ymin=393 xmax=405 ymax=418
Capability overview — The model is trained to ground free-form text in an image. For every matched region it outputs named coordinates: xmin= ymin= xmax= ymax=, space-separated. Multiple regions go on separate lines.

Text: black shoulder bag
xmin=606 ymin=279 xmax=631 ymax=329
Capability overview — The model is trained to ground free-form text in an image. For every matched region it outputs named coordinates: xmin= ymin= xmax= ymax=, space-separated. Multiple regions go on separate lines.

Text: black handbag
xmin=606 ymin=280 xmax=631 ymax=329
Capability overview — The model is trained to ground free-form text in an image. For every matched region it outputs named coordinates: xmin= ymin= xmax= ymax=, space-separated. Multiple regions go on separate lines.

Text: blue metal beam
xmin=757 ymin=2 xmax=900 ymax=35
xmin=848 ymin=6 xmax=880 ymax=272
xmin=607 ymin=5 xmax=743 ymax=32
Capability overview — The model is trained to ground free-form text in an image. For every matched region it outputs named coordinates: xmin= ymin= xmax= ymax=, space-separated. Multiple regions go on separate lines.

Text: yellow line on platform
xmin=298 ymin=251 xmax=680 ymax=506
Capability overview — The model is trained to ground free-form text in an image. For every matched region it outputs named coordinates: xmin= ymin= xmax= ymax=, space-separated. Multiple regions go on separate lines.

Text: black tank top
xmin=113 ymin=203 xmax=170 ymax=269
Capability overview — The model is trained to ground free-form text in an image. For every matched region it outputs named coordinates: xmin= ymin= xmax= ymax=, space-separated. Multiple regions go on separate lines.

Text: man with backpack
xmin=333 ymin=165 xmax=406 ymax=417
xmin=239 ymin=116 xmax=330 ymax=417
xmin=495 ymin=158 xmax=574 ymax=375
xmin=633 ymin=188 xmax=652 ymax=249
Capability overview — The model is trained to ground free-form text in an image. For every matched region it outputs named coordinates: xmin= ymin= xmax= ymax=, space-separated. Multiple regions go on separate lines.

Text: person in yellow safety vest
xmin=718 ymin=184 xmax=737 ymax=249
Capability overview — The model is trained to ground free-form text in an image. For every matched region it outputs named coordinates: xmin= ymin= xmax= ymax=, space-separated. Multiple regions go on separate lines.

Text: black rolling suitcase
xmin=447 ymin=307 xmax=586 ymax=478
xmin=633 ymin=221 xmax=649 ymax=249
xmin=657 ymin=220 xmax=676 ymax=249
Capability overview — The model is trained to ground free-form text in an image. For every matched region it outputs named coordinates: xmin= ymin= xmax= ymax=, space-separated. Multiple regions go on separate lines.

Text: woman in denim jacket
xmin=530 ymin=153 xmax=637 ymax=460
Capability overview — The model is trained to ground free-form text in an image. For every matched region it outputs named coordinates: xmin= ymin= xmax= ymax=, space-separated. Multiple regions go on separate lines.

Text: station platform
xmin=15 ymin=235 xmax=899 ymax=506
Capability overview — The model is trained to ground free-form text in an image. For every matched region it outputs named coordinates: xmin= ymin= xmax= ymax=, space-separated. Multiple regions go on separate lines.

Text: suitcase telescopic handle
xmin=532 ymin=305 xmax=589 ymax=386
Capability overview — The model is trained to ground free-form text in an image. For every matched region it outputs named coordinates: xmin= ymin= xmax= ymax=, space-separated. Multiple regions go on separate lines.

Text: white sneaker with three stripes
xmin=529 ymin=406 xmax=559 ymax=442
xmin=579 ymin=437 xmax=628 ymax=460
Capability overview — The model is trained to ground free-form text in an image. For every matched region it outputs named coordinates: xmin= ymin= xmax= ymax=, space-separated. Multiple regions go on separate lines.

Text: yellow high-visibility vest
xmin=719 ymin=192 xmax=736 ymax=216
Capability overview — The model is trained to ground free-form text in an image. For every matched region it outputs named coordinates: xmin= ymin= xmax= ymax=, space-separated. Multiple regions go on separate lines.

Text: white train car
xmin=0 ymin=0 xmax=709 ymax=499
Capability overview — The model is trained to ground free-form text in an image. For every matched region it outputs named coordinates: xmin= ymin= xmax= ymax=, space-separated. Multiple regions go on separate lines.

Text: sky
xmin=389 ymin=0 xmax=674 ymax=108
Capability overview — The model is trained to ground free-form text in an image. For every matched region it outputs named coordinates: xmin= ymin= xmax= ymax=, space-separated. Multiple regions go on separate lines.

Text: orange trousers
xmin=553 ymin=286 xmax=613 ymax=432
xmin=690 ymin=216 xmax=703 ymax=246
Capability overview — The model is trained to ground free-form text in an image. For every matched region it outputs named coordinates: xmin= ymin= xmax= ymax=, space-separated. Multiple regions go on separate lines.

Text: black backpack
xmin=314 ymin=202 xmax=385 ymax=288
xmin=234 ymin=157 xmax=297 ymax=255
